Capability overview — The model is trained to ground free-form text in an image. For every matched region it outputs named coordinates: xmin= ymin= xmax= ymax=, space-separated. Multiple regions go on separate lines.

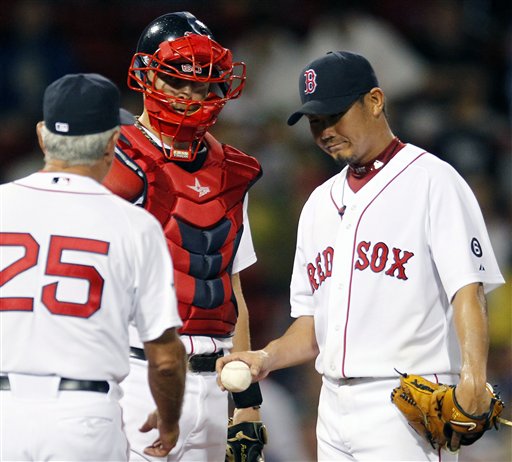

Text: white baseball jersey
xmin=290 ymin=144 xmax=504 ymax=380
xmin=0 ymin=172 xmax=182 ymax=383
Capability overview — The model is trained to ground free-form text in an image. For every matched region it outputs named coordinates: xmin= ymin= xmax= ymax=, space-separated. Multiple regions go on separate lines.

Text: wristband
xmin=231 ymin=382 xmax=263 ymax=409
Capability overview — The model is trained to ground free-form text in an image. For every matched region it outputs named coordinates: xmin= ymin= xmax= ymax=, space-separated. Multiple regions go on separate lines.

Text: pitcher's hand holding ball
xmin=216 ymin=350 xmax=271 ymax=391
xmin=219 ymin=360 xmax=252 ymax=392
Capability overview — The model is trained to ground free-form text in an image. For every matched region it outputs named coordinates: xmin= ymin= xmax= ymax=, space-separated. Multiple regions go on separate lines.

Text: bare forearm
xmin=452 ymin=282 xmax=490 ymax=414
xmin=453 ymin=283 xmax=489 ymax=384
xmin=148 ymin=366 xmax=185 ymax=424
xmin=146 ymin=334 xmax=187 ymax=426
xmin=263 ymin=316 xmax=318 ymax=372
xmin=232 ymin=272 xmax=251 ymax=351
xmin=230 ymin=271 xmax=262 ymax=422
xmin=216 ymin=316 xmax=318 ymax=393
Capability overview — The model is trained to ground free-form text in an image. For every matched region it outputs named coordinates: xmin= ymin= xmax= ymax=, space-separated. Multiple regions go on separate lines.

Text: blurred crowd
xmin=1 ymin=1 xmax=510 ymax=460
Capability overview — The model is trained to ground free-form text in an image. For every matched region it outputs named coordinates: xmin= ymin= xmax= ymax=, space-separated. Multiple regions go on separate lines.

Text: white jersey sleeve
xmin=231 ymin=195 xmax=257 ymax=274
xmin=290 ymin=192 xmax=323 ymax=318
xmin=128 ymin=208 xmax=181 ymax=343
xmin=427 ymin=160 xmax=504 ymax=300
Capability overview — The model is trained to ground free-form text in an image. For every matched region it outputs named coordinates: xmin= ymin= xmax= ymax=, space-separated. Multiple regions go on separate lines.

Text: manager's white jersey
xmin=0 ymin=172 xmax=182 ymax=383
xmin=290 ymin=144 xmax=504 ymax=380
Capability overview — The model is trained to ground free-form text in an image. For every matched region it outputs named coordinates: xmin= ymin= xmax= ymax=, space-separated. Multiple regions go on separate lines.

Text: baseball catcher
xmin=391 ymin=371 xmax=511 ymax=451
xmin=101 ymin=11 xmax=266 ymax=461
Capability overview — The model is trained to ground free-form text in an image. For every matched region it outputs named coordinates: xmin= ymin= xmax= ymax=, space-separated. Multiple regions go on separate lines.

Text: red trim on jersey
xmin=347 ymin=138 xmax=406 ymax=193
xmin=341 ymin=150 xmax=427 ymax=378
xmin=12 ymin=183 xmax=109 ymax=195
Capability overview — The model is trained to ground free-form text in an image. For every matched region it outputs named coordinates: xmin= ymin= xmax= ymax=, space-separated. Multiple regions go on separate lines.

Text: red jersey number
xmin=0 ymin=232 xmax=109 ymax=317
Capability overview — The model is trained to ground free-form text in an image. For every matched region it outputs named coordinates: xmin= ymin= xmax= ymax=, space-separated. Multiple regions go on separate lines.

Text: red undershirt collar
xmin=347 ymin=137 xmax=405 ymax=192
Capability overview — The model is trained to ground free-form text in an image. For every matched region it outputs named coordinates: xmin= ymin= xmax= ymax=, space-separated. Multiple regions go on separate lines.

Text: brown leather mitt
xmin=391 ymin=372 xmax=507 ymax=451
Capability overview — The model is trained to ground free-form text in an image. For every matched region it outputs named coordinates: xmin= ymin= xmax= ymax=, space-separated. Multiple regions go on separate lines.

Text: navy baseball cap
xmin=43 ymin=73 xmax=134 ymax=135
xmin=287 ymin=51 xmax=379 ymax=126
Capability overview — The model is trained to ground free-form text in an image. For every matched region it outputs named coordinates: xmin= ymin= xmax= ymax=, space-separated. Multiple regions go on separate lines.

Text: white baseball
xmin=220 ymin=360 xmax=252 ymax=392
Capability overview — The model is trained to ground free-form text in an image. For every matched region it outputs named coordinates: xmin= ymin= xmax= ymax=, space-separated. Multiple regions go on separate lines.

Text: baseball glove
xmin=391 ymin=371 xmax=509 ymax=451
xmin=226 ymin=419 xmax=268 ymax=462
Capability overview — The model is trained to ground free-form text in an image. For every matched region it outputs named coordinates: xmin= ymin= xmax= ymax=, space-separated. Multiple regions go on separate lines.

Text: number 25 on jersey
xmin=0 ymin=232 xmax=109 ymax=318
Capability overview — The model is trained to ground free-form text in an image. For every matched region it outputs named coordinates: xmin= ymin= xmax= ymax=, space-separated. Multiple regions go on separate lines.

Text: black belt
xmin=0 ymin=376 xmax=109 ymax=393
xmin=129 ymin=346 xmax=147 ymax=361
xmin=130 ymin=347 xmax=222 ymax=373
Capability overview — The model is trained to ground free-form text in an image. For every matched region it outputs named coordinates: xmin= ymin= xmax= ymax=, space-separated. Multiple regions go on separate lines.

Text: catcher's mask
xmin=128 ymin=12 xmax=246 ymax=161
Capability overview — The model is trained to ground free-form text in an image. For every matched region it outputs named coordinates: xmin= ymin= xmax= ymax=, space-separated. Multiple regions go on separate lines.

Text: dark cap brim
xmin=120 ymin=108 xmax=135 ymax=126
xmin=287 ymin=93 xmax=362 ymax=126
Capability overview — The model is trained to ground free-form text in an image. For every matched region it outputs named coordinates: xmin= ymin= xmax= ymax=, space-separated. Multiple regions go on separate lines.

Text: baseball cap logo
xmin=304 ymin=69 xmax=317 ymax=95
xmin=55 ymin=122 xmax=69 ymax=133
xmin=181 ymin=63 xmax=202 ymax=74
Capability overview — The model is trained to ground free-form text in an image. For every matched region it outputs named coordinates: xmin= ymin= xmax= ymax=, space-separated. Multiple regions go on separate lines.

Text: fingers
xmin=448 ymin=432 xmax=462 ymax=452
xmin=139 ymin=410 xmax=158 ymax=433
xmin=139 ymin=421 xmax=152 ymax=433
xmin=143 ymin=438 xmax=172 ymax=457
xmin=215 ymin=353 xmax=243 ymax=375
xmin=454 ymin=381 xmax=492 ymax=415
xmin=215 ymin=351 xmax=268 ymax=390
xmin=215 ymin=353 xmax=246 ymax=390
xmin=142 ymin=422 xmax=179 ymax=457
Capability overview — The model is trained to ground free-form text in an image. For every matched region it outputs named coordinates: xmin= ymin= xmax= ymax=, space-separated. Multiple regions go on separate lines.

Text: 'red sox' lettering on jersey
xmin=354 ymin=241 xmax=414 ymax=280
xmin=307 ymin=246 xmax=334 ymax=292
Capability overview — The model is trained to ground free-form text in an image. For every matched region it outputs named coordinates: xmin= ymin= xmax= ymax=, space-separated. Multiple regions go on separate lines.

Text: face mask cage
xmin=127 ymin=34 xmax=246 ymax=161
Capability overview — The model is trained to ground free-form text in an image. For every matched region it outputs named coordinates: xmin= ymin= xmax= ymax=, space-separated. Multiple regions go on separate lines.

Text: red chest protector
xmin=103 ymin=126 xmax=261 ymax=336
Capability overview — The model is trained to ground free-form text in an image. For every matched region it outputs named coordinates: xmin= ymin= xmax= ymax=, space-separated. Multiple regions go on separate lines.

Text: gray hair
xmin=40 ymin=124 xmax=119 ymax=166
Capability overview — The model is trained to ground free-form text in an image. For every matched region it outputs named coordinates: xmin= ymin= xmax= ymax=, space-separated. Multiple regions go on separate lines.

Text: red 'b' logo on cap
xmin=304 ymin=69 xmax=317 ymax=94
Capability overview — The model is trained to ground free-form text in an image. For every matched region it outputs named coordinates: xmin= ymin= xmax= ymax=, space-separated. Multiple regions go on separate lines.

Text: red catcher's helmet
xmin=128 ymin=12 xmax=246 ymax=161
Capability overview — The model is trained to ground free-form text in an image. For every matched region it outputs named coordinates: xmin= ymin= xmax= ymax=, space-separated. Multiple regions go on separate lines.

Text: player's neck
xmin=138 ymin=112 xmax=189 ymax=151
xmin=42 ymin=160 xmax=108 ymax=183
xmin=348 ymin=135 xmax=400 ymax=177
xmin=346 ymin=136 xmax=405 ymax=193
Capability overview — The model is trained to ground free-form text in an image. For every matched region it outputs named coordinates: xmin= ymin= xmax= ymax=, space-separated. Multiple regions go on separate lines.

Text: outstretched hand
xmin=139 ymin=410 xmax=180 ymax=457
